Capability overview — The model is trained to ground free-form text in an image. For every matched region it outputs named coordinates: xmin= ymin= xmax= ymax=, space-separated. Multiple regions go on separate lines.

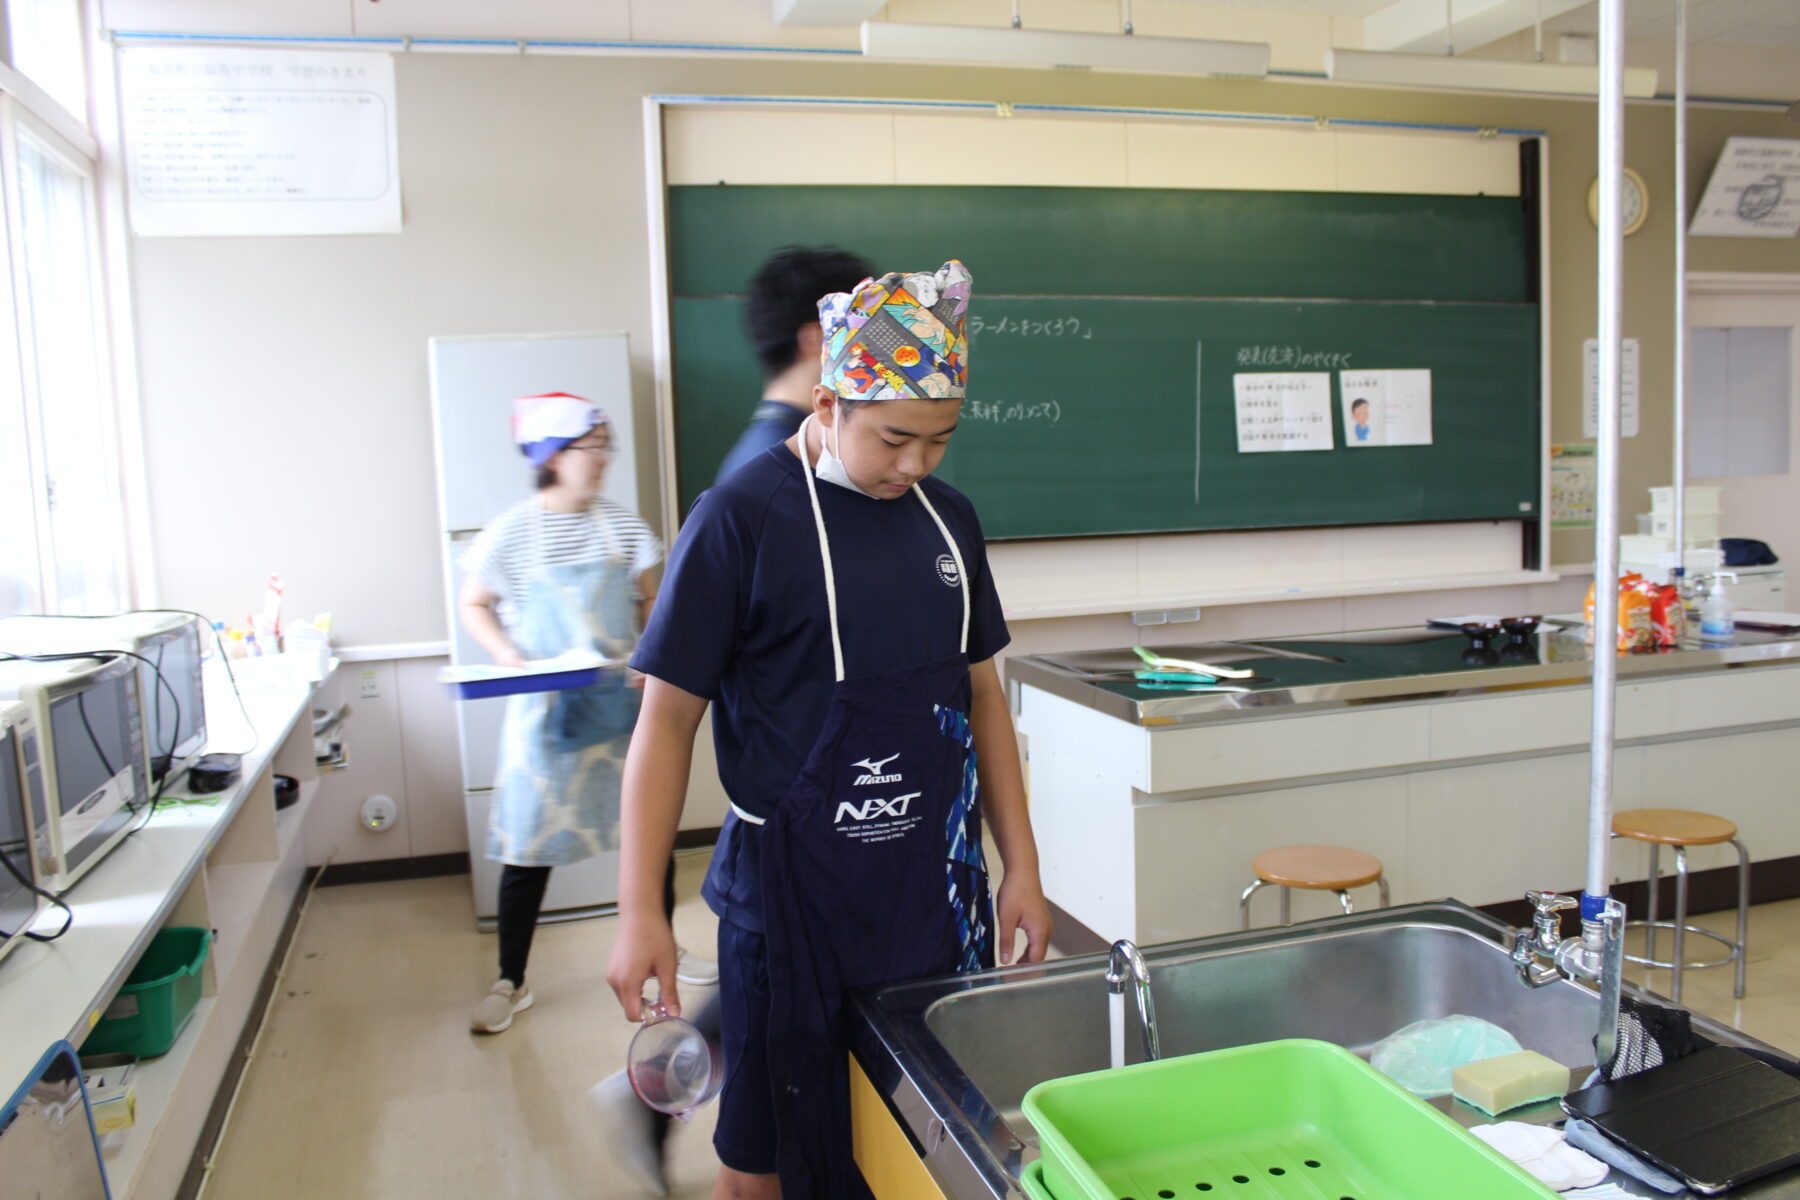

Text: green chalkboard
xmin=669 ymin=184 xmax=1539 ymax=539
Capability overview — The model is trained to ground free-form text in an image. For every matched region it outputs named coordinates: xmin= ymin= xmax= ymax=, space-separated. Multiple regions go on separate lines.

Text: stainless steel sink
xmin=924 ymin=921 xmax=1597 ymax=1142
xmin=849 ymin=900 xmax=1794 ymax=1200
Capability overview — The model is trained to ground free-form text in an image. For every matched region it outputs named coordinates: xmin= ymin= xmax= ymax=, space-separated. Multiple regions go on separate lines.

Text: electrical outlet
xmin=357 ymin=669 xmax=381 ymax=700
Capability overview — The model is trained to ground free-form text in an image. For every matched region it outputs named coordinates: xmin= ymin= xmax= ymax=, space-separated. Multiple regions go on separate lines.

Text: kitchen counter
xmin=1008 ymin=623 xmax=1800 ymax=942
xmin=1007 ymin=623 xmax=1800 ymax=728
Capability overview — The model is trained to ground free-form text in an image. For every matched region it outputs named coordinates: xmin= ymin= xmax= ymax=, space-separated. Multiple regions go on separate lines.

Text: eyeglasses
xmin=566 ymin=442 xmax=614 ymax=456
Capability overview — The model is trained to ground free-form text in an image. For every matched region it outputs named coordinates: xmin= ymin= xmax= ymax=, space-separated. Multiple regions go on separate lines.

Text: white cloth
xmin=1470 ymin=1122 xmax=1610 ymax=1192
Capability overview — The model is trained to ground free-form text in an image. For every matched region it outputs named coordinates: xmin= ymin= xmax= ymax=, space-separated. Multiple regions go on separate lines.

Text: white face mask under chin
xmin=809 ymin=414 xmax=884 ymax=499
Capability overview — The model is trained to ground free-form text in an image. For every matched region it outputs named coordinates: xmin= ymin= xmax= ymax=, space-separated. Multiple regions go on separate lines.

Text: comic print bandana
xmin=512 ymin=392 xmax=607 ymax=467
xmin=818 ymin=259 xmax=971 ymax=402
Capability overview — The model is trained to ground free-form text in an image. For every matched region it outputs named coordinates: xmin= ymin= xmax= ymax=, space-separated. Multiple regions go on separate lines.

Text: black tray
xmin=1562 ymin=1047 xmax=1800 ymax=1194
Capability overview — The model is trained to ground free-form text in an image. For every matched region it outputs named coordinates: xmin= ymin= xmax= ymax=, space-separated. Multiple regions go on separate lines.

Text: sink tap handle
xmin=1524 ymin=890 xmax=1580 ymax=950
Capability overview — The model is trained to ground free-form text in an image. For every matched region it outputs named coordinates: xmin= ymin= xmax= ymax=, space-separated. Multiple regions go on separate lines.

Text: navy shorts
xmin=714 ymin=919 xmax=779 ymax=1175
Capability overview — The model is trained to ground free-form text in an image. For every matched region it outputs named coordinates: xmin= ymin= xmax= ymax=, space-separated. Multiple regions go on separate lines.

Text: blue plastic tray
xmin=445 ymin=666 xmax=602 ymax=700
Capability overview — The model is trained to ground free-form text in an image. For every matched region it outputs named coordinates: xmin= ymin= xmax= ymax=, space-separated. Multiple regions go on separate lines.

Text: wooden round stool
xmin=1611 ymin=808 xmax=1750 ymax=1002
xmin=1239 ymin=845 xmax=1389 ymax=929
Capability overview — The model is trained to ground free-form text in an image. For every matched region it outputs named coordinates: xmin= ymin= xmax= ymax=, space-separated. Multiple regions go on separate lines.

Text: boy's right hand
xmin=605 ymin=914 xmax=679 ymax=1022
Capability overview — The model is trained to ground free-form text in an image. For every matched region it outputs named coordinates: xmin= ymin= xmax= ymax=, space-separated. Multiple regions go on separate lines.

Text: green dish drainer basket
xmin=83 ymin=926 xmax=210 ymax=1059
xmin=1020 ymin=1038 xmax=1555 ymax=1200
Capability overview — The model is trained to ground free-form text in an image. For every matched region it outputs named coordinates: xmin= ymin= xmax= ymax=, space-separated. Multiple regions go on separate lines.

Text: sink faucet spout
xmin=1106 ymin=939 xmax=1162 ymax=1065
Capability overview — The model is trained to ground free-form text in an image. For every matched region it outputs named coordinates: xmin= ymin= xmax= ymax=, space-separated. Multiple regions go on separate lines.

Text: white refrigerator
xmin=429 ymin=332 xmax=639 ymax=927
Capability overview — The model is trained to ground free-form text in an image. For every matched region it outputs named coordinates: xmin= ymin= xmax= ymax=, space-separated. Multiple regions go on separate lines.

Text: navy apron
xmin=742 ymin=422 xmax=994 ymax=1198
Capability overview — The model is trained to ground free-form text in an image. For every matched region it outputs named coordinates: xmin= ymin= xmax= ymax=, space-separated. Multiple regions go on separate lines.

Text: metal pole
xmin=1672 ymin=0 xmax=1689 ymax=580
xmin=1586 ymin=0 xmax=1625 ymax=913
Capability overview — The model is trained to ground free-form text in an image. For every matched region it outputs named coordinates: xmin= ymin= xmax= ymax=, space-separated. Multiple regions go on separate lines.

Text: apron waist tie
xmin=729 ymin=802 xmax=767 ymax=826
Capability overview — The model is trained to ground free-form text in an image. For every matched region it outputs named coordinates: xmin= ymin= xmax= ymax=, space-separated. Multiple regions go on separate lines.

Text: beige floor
xmin=1619 ymin=901 xmax=1800 ymax=1054
xmin=201 ymin=861 xmax=1800 ymax=1200
xmin=201 ymin=851 xmax=729 ymax=1200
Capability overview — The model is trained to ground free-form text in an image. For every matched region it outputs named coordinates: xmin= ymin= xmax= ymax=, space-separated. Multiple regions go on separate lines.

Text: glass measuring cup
xmin=626 ymin=998 xmax=722 ymax=1123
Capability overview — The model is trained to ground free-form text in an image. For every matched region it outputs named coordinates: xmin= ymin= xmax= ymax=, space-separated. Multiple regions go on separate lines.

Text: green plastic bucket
xmin=1021 ymin=1038 xmax=1555 ymax=1200
xmin=83 ymin=927 xmax=210 ymax=1059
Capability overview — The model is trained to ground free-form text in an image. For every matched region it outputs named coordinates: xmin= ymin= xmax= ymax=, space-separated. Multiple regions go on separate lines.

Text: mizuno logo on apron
xmin=851 ymin=752 xmax=901 ymax=785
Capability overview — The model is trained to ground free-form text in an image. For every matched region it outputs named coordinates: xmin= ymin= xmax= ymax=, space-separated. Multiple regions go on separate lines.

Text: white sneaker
xmin=588 ymin=1070 xmax=669 ymax=1197
xmin=469 ymin=979 xmax=534 ymax=1034
xmin=675 ymin=947 xmax=719 ymax=987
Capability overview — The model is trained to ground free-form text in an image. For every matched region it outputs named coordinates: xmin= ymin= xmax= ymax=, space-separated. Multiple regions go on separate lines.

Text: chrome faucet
xmin=1512 ymin=891 xmax=1580 ymax=988
xmin=1511 ymin=890 xmax=1626 ymax=1071
xmin=1105 ymin=939 xmax=1161 ymax=1063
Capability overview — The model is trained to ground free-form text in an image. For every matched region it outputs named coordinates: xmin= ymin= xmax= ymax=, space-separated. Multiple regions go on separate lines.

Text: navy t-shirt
xmin=715 ymin=400 xmax=807 ymax=482
xmin=631 ymin=443 xmax=1010 ymax=933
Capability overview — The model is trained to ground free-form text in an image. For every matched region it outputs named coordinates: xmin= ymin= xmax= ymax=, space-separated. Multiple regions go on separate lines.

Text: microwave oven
xmin=0 ymin=612 xmax=208 ymax=784
xmin=0 ymin=655 xmax=151 ymax=893
xmin=0 ymin=702 xmax=48 ymax=965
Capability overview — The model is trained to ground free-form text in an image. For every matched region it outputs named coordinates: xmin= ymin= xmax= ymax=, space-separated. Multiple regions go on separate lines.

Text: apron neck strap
xmin=912 ymin=482 xmax=972 ymax=659
xmin=797 ymin=416 xmax=848 ymax=681
xmin=797 ymin=414 xmax=969 ymax=684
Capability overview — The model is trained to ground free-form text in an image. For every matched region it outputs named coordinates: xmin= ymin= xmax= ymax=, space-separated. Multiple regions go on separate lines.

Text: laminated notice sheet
xmin=1233 ymin=372 xmax=1334 ymax=453
xmin=1340 ymin=368 xmax=1433 ymax=447
xmin=120 ymin=46 xmax=401 ymax=237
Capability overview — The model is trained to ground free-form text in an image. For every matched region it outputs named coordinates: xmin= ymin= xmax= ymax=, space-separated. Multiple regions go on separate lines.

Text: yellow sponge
xmin=1451 ymin=1050 xmax=1570 ymax=1115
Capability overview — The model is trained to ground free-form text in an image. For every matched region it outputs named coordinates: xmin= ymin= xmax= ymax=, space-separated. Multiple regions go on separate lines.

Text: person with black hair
xmin=585 ymin=246 xmax=873 ymax=1197
xmin=458 ymin=395 xmax=662 ymax=1036
xmin=715 ymin=245 xmax=875 ymax=482
xmin=610 ymin=260 xmax=1051 ymax=1200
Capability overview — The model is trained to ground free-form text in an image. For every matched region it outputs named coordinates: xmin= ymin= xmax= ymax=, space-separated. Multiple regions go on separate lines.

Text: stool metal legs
xmin=1620 ymin=835 xmax=1750 ymax=1002
xmin=1238 ymin=878 xmax=1267 ymax=930
xmin=1240 ymin=876 xmax=1389 ymax=930
xmin=1733 ymin=837 xmax=1750 ymax=999
xmin=1674 ymin=846 xmax=1689 ymax=1001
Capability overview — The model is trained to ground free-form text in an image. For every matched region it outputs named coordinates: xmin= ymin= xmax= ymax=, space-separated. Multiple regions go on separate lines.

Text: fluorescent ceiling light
xmin=862 ymin=21 xmax=1270 ymax=79
xmin=1326 ymin=48 xmax=1657 ymax=97
xmin=773 ymin=0 xmax=885 ymax=26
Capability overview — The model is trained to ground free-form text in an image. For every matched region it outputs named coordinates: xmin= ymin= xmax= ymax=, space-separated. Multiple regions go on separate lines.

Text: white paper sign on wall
xmin=1690 ymin=137 xmax=1800 ymax=240
xmin=119 ymin=47 xmax=401 ymax=237
xmin=1583 ymin=337 xmax=1640 ymax=439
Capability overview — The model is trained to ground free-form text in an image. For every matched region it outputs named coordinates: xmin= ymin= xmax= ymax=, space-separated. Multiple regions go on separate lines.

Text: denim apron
xmin=487 ymin=501 xmax=642 ymax=868
xmin=741 ymin=430 xmax=994 ymax=1198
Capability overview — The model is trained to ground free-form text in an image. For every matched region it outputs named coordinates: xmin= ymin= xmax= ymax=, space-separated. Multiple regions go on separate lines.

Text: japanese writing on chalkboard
xmin=966 ymin=314 xmax=1092 ymax=339
xmin=965 ymin=399 xmax=1061 ymax=426
xmin=1236 ymin=345 xmax=1354 ymax=369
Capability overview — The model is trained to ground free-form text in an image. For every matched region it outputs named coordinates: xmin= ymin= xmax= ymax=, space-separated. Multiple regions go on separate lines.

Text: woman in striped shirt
xmin=458 ymin=393 xmax=662 ymax=1034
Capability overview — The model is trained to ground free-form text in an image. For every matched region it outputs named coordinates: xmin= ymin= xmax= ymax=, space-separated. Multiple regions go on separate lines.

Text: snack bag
xmin=1585 ymin=574 xmax=1655 ymax=651
xmin=1650 ymin=583 xmax=1687 ymax=647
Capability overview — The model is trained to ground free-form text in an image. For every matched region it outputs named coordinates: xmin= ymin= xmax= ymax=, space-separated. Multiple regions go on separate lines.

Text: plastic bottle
xmin=1700 ymin=576 xmax=1735 ymax=642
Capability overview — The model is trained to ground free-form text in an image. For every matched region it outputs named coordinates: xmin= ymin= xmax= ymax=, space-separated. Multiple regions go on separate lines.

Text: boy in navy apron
xmin=609 ymin=260 xmax=1052 ymax=1199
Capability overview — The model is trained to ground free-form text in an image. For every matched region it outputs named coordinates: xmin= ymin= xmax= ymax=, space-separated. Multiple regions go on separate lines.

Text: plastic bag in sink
xmin=1371 ymin=1015 xmax=1523 ymax=1098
